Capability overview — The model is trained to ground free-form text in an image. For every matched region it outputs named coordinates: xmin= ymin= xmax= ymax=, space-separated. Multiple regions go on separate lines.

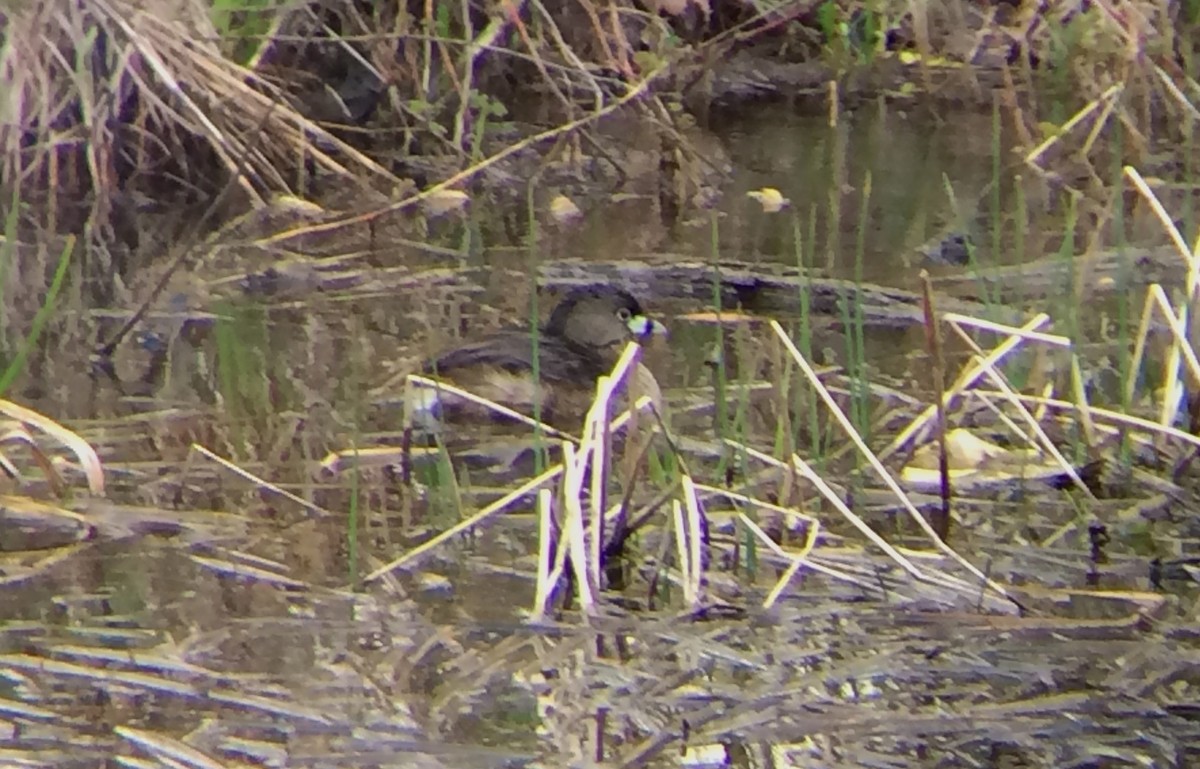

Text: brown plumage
xmin=408 ymin=285 xmax=665 ymax=426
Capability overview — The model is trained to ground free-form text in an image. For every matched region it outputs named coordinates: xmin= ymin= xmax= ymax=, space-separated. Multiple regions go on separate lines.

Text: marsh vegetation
xmin=3 ymin=0 xmax=1200 ymax=766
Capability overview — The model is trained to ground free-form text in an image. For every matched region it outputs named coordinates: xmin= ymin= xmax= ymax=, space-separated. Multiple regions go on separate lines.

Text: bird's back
xmin=424 ymin=330 xmax=607 ymax=382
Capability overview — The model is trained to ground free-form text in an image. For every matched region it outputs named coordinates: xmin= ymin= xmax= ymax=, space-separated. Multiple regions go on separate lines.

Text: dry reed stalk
xmin=363 ymin=462 xmax=565 ymax=584
xmin=733 ymin=438 xmax=1011 ymax=606
xmin=940 ymin=313 xmax=1067 ymax=346
xmin=767 ymin=321 xmax=1013 ymax=603
xmin=253 ymin=62 xmax=669 ymax=248
xmin=982 ymin=390 xmax=1200 ymax=451
xmin=1 ymin=0 xmax=396 ymax=241
xmin=879 ymin=313 xmax=1057 ymax=461
xmin=115 ymin=725 xmax=225 ymax=769
xmin=559 ymin=440 xmax=598 ymax=614
xmin=1124 ymin=285 xmax=1160 ymax=410
xmin=189 ymin=443 xmax=332 ymax=519
xmin=1153 ymin=64 xmax=1200 ymax=120
xmin=688 ymin=484 xmax=826 ymax=607
xmin=1024 ymin=85 xmax=1122 ymax=169
xmin=402 ymin=340 xmax=663 ymax=615
xmin=965 ymin=359 xmax=1094 ymax=496
xmin=0 ymin=398 xmax=104 ymax=496
xmin=677 ymin=475 xmax=704 ymax=608
xmin=1145 ymin=285 xmax=1200 ymax=389
xmin=404 ymin=374 xmax=577 ymax=441
xmin=936 ymin=316 xmax=1091 ymax=491
xmin=919 ymin=269 xmax=951 ymax=540
xmin=731 ymin=440 xmax=924 ymax=579
xmin=735 ymin=511 xmax=821 ymax=608
xmin=1125 ymin=166 xmax=1200 ymax=435
xmin=532 ymin=487 xmax=558 ymax=621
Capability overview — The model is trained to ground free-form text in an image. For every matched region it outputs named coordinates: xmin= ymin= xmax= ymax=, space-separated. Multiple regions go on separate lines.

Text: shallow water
xmin=3 ymin=100 xmax=1198 ymax=767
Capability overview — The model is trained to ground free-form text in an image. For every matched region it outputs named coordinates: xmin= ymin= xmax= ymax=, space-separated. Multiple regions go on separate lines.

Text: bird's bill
xmin=627 ymin=316 xmax=668 ymax=338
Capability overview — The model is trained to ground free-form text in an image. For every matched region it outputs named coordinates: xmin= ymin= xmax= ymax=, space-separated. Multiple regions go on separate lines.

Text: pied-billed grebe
xmin=408 ymin=285 xmax=666 ymax=426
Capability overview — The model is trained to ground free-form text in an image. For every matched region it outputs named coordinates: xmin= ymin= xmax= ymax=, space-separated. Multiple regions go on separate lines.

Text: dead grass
xmin=5 ymin=0 xmax=1195 ymax=266
xmin=0 ymin=0 xmax=398 ymax=243
xmin=4 ymin=2 xmax=1200 ymax=765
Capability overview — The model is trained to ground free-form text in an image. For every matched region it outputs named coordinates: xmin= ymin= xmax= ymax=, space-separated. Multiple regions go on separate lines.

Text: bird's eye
xmin=616 ymin=307 xmax=633 ymax=321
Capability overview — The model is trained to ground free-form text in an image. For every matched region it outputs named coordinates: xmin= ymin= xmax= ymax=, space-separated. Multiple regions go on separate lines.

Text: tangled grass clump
xmin=3 ymin=0 xmax=1199 ymax=275
xmin=0 ymin=0 xmax=395 ymax=250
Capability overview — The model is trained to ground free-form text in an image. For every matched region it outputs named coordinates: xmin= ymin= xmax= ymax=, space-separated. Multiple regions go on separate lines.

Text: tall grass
xmin=990 ymin=98 xmax=1004 ymax=271
xmin=840 ymin=173 xmax=872 ymax=454
xmin=343 ymin=317 xmax=370 ymax=590
xmin=730 ymin=322 xmax=754 ymax=482
xmin=709 ymin=213 xmax=730 ymax=481
xmin=209 ymin=0 xmax=274 ymax=64
xmin=1110 ymin=122 xmax=1134 ymax=466
xmin=0 ymin=236 xmax=75 ymax=397
xmin=213 ymin=300 xmax=273 ymax=452
xmin=0 ymin=182 xmax=20 ymax=359
xmin=526 ymin=186 xmax=547 ymax=474
xmin=1013 ymin=177 xmax=1027 ymax=270
xmin=798 ymin=207 xmax=823 ymax=462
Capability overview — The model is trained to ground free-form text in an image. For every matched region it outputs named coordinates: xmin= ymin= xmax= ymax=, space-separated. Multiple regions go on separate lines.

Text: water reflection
xmin=2 ymin=100 xmax=1192 ymax=768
